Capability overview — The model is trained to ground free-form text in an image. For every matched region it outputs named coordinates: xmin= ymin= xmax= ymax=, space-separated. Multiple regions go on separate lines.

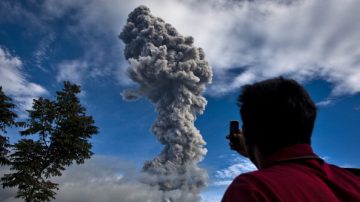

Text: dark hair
xmin=238 ymin=77 xmax=317 ymax=156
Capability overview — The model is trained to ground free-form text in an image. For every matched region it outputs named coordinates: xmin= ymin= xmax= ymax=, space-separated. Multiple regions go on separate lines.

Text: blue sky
xmin=0 ymin=0 xmax=360 ymax=201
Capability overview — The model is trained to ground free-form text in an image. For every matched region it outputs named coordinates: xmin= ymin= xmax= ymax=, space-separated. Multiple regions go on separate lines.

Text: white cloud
xmin=170 ymin=0 xmax=360 ymax=97
xmin=56 ymin=60 xmax=89 ymax=84
xmin=122 ymin=0 xmax=360 ymax=97
xmin=41 ymin=0 xmax=135 ymax=85
xmin=316 ymin=100 xmax=332 ymax=107
xmin=63 ymin=0 xmax=360 ymax=97
xmin=0 ymin=47 xmax=47 ymax=110
xmin=0 ymin=155 xmax=165 ymax=202
xmin=213 ymin=156 xmax=257 ymax=186
xmin=0 ymin=155 xmax=224 ymax=202
xmin=56 ymin=58 xmax=118 ymax=85
xmin=3 ymin=0 xmax=360 ymax=97
xmin=316 ymin=98 xmax=336 ymax=107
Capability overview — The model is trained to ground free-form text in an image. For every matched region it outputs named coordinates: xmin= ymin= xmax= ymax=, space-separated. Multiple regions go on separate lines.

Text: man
xmin=222 ymin=77 xmax=360 ymax=202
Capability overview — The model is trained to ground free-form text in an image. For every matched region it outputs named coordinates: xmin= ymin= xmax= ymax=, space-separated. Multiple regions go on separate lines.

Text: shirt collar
xmin=262 ymin=144 xmax=322 ymax=168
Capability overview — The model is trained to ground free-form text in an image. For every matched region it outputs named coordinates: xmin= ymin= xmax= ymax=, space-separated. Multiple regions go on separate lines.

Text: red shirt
xmin=222 ymin=144 xmax=360 ymax=202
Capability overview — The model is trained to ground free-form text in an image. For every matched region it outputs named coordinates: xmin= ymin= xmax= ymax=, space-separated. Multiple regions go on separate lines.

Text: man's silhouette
xmin=222 ymin=77 xmax=360 ymax=201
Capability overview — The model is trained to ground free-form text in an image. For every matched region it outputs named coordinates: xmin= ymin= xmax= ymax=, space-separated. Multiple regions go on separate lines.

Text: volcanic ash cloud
xmin=119 ymin=5 xmax=212 ymax=202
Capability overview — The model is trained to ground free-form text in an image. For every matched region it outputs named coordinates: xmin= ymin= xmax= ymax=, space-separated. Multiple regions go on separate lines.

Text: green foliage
xmin=0 ymin=87 xmax=17 ymax=165
xmin=1 ymin=82 xmax=98 ymax=202
xmin=2 ymin=140 xmax=58 ymax=202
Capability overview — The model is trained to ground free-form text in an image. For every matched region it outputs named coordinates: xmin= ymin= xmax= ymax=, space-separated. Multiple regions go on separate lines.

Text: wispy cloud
xmin=40 ymin=0 xmax=134 ymax=85
xmin=213 ymin=155 xmax=256 ymax=186
xmin=33 ymin=32 xmax=56 ymax=72
xmin=0 ymin=0 xmax=121 ymax=85
xmin=0 ymin=1 xmax=47 ymax=32
xmin=316 ymin=100 xmax=332 ymax=107
xmin=320 ymin=156 xmax=359 ymax=168
xmin=56 ymin=60 xmax=89 ymax=84
xmin=316 ymin=98 xmax=337 ymax=107
xmin=0 ymin=47 xmax=47 ymax=111
xmin=354 ymin=105 xmax=360 ymax=111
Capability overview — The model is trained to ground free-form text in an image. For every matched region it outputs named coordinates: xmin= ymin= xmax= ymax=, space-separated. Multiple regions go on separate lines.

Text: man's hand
xmin=226 ymin=129 xmax=248 ymax=157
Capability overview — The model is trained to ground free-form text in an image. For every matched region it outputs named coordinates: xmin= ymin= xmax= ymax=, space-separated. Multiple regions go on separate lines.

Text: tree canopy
xmin=0 ymin=86 xmax=17 ymax=166
xmin=1 ymin=82 xmax=98 ymax=202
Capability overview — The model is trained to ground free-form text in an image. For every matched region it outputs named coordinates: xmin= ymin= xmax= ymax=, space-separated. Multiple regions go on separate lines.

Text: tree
xmin=0 ymin=87 xmax=18 ymax=166
xmin=1 ymin=82 xmax=98 ymax=202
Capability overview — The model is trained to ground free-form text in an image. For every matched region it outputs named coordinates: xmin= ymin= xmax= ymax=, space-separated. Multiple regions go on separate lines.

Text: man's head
xmin=238 ymin=77 xmax=317 ymax=157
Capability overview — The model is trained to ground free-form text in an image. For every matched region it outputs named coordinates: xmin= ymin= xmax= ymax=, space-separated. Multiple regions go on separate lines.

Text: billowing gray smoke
xmin=119 ymin=5 xmax=212 ymax=202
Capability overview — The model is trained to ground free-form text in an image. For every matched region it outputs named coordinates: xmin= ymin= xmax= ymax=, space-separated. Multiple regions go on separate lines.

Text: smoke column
xmin=119 ymin=5 xmax=212 ymax=202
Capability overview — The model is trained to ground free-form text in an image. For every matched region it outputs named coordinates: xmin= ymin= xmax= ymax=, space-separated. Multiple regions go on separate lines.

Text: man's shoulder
xmin=234 ymin=164 xmax=291 ymax=180
xmin=232 ymin=170 xmax=270 ymax=187
xmin=232 ymin=163 xmax=311 ymax=186
xmin=223 ymin=161 xmax=360 ymax=202
xmin=222 ymin=170 xmax=281 ymax=202
xmin=222 ymin=171 xmax=269 ymax=202
xmin=233 ymin=161 xmax=360 ymax=190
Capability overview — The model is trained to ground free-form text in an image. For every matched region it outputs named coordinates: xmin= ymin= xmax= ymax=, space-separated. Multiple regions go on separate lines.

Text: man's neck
xmin=246 ymin=145 xmax=264 ymax=169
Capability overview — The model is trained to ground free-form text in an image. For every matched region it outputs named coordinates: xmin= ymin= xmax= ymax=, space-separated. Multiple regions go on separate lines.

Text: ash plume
xmin=119 ymin=5 xmax=212 ymax=202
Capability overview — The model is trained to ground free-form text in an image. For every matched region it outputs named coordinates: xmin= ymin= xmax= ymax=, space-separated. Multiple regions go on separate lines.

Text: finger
xmin=227 ymin=134 xmax=239 ymax=140
xmin=229 ymin=142 xmax=238 ymax=150
xmin=229 ymin=141 xmax=241 ymax=149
